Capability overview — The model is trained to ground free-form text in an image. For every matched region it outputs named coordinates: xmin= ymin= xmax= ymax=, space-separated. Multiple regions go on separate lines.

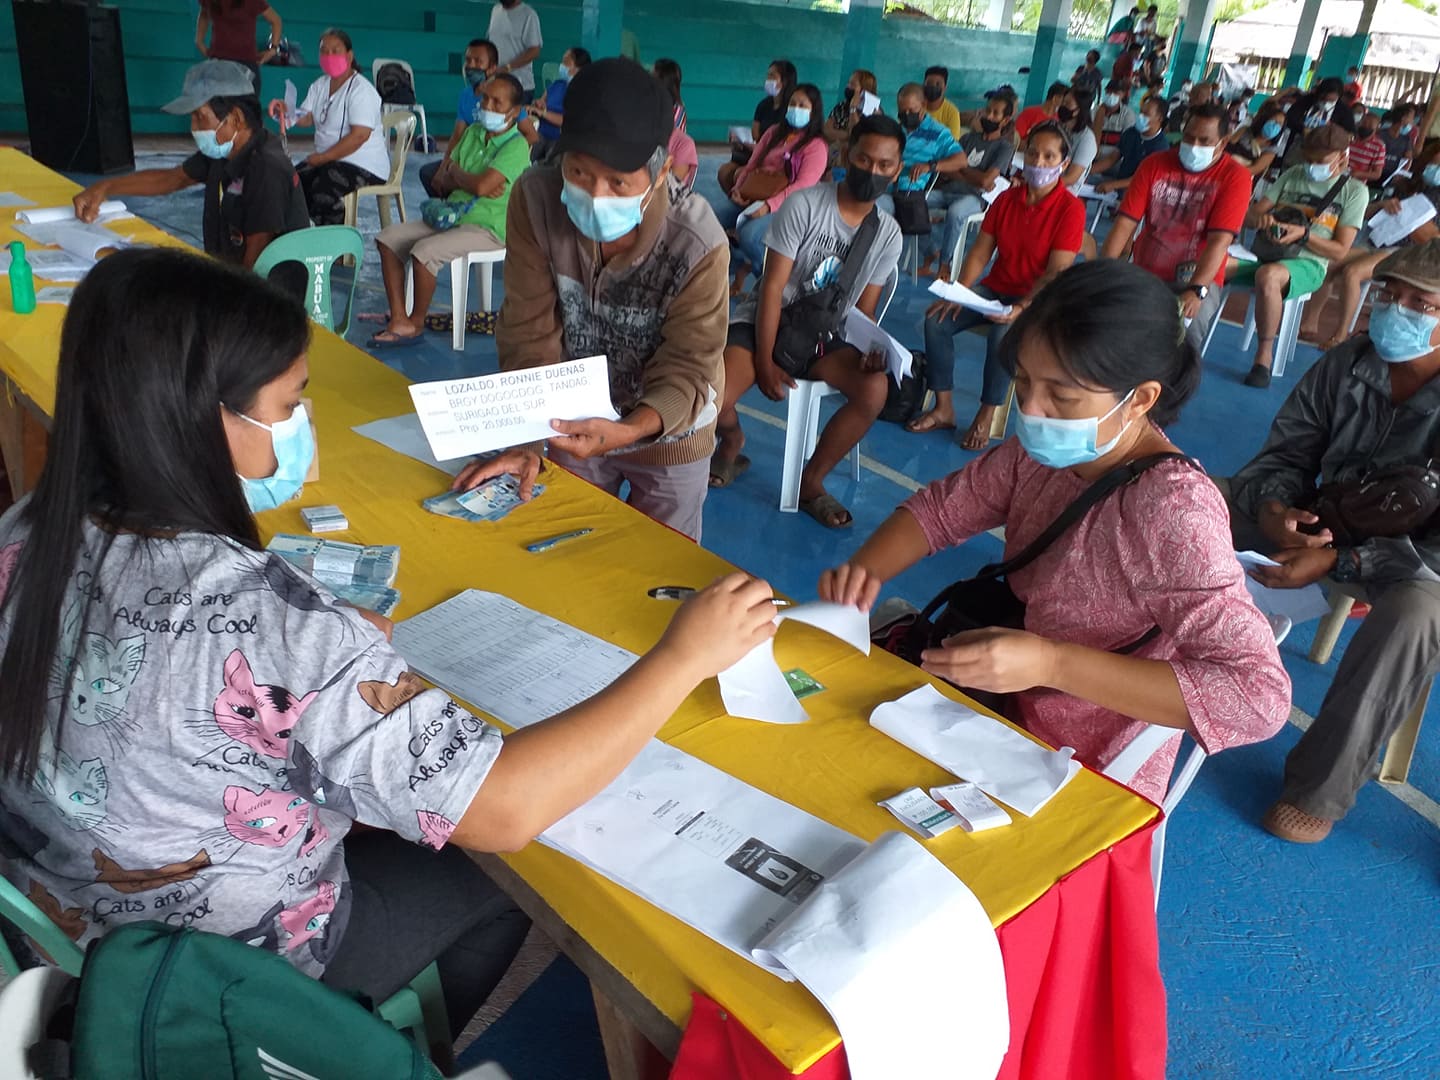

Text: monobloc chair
xmin=404 ymin=247 xmax=508 ymax=351
xmin=1102 ymin=726 xmax=1206 ymax=908
xmin=371 ymin=58 xmax=429 ymax=151
xmin=253 ymin=226 xmax=365 ymax=335
xmin=778 ymin=268 xmax=899 ymax=511
xmin=343 ymin=112 xmax=416 ymax=230
xmin=1238 ymin=289 xmax=1311 ymax=378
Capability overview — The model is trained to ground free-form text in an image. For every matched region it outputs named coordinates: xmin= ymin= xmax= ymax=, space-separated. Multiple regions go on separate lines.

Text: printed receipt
xmin=407 ymin=355 xmax=621 ymax=460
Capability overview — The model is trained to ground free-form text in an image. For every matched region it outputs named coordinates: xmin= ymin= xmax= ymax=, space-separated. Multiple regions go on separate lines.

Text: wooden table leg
xmin=0 ymin=379 xmax=48 ymax=503
xmin=591 ymin=983 xmax=672 ymax=1080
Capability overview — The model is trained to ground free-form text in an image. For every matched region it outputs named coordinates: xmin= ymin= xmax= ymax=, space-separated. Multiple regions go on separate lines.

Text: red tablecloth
xmin=671 ymin=820 xmax=1166 ymax=1080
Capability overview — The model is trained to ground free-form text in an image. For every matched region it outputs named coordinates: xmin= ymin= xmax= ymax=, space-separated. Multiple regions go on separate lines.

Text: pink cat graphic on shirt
xmin=416 ymin=810 xmax=456 ymax=850
xmin=0 ymin=542 xmax=19 ymax=606
xmin=213 ymin=650 xmax=317 ymax=759
xmin=279 ymin=880 xmax=336 ymax=952
xmin=222 ymin=785 xmax=310 ymax=848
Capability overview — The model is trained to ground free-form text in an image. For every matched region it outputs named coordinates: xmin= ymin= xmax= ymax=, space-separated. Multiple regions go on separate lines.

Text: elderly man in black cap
xmin=1229 ymin=239 xmax=1440 ymax=843
xmin=454 ymin=57 xmax=727 ymax=541
xmin=74 ymin=59 xmax=308 ymax=269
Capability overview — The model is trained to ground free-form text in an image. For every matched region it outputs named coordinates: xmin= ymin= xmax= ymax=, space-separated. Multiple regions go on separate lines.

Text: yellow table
xmin=0 ymin=147 xmax=1159 ymax=1076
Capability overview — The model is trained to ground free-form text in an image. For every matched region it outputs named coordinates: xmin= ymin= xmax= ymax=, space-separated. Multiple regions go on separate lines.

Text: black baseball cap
xmin=554 ymin=57 xmax=672 ymax=172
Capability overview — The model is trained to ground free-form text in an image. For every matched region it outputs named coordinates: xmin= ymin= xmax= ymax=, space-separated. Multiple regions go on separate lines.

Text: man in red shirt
xmin=1111 ymin=42 xmax=1143 ymax=89
xmin=1014 ymin=82 xmax=1068 ymax=140
xmin=1102 ymin=103 xmax=1251 ymax=349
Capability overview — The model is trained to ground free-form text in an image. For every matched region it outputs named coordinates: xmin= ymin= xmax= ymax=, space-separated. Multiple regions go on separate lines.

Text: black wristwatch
xmin=1332 ymin=546 xmax=1361 ymax=583
xmin=1183 ymin=283 xmax=1209 ymax=300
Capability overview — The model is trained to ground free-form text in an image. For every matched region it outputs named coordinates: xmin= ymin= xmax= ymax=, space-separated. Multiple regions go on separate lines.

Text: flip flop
xmin=708 ymin=454 xmax=751 ymax=488
xmin=905 ymin=412 xmax=956 ymax=434
xmin=366 ymin=331 xmax=424 ymax=350
xmin=798 ymin=492 xmax=853 ymax=529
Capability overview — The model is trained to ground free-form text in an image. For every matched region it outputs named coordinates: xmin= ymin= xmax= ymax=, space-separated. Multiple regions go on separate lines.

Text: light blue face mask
xmin=561 ymin=179 xmax=651 ymax=244
xmin=1177 ymin=142 xmax=1215 ymax=173
xmin=785 ymin=106 xmax=811 ymax=128
xmin=1261 ymin=119 xmax=1283 ymax=140
xmin=1369 ymin=300 xmax=1439 ymax=364
xmin=1425 ymin=163 xmax=1440 ymax=187
xmin=1014 ymin=389 xmax=1135 ymax=469
xmin=192 ymin=122 xmax=234 ymax=161
xmin=1401 ymin=122 xmax=1415 ymax=136
xmin=233 ymin=403 xmax=315 ymax=513
xmin=480 ymin=109 xmax=511 ymax=133
xmin=1306 ymin=161 xmax=1335 ymax=183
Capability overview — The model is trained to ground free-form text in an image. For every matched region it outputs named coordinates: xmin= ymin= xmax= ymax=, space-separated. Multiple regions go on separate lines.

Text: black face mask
xmin=844 ymin=165 xmax=891 ymax=202
xmin=1057 ymin=105 xmax=1076 ymax=124
xmin=979 ymin=117 xmax=1000 ymax=135
xmin=899 ymin=111 xmax=922 ymax=131
xmin=846 ymin=86 xmax=857 ymax=101
xmin=923 ymin=84 xmax=943 ymax=103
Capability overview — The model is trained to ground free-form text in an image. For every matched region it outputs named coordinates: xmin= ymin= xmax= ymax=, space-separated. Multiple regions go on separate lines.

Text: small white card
xmin=878 ymin=787 xmax=961 ymax=839
xmin=930 ymin=782 xmax=1011 ymax=832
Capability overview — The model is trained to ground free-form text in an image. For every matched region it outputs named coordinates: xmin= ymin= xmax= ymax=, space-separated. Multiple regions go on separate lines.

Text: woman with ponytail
xmin=820 ymin=260 xmax=1291 ymax=801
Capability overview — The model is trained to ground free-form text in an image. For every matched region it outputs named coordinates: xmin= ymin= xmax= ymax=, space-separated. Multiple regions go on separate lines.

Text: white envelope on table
xmin=718 ymin=602 xmax=870 ymax=725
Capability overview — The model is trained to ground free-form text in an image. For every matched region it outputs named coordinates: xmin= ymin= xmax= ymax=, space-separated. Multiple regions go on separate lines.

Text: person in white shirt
xmin=489 ymin=0 xmax=543 ymax=103
xmin=267 ymin=28 xmax=389 ymax=224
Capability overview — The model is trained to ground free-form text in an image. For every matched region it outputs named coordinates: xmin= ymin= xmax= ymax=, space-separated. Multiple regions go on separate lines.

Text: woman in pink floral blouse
xmin=821 ymin=261 xmax=1291 ymax=802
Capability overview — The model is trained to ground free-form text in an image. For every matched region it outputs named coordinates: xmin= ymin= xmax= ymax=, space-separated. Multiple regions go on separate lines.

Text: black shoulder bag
xmin=771 ymin=207 xmax=881 ymax=377
xmin=879 ymin=453 xmax=1197 ymax=666
xmin=1251 ymin=173 xmax=1350 ymax=262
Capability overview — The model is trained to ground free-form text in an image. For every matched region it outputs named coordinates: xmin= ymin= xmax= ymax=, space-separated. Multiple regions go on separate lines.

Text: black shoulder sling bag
xmin=771 ymin=207 xmax=882 ymax=377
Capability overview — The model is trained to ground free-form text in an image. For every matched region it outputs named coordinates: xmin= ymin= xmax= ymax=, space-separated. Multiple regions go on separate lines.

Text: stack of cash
xmin=327 ymin=583 xmax=402 ymax=617
xmin=422 ymin=476 xmax=544 ymax=523
xmin=300 ymin=505 xmax=349 ymax=533
xmin=266 ymin=535 xmax=400 ymax=588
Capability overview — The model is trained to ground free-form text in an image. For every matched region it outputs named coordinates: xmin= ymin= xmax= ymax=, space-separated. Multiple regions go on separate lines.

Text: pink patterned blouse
xmin=902 ymin=437 xmax=1291 ymax=804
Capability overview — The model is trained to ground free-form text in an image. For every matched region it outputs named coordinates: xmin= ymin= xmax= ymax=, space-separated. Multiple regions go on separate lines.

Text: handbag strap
xmin=834 ymin=207 xmax=881 ymax=302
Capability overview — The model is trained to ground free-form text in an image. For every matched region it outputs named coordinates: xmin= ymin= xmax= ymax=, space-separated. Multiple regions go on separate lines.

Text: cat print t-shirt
xmin=0 ymin=501 xmax=502 ymax=978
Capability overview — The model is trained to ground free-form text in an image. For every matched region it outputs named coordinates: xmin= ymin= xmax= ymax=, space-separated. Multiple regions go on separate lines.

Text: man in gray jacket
xmin=1230 ymin=241 xmax=1440 ymax=842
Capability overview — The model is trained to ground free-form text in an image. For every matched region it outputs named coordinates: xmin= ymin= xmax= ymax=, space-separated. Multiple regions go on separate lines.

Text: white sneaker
xmin=1267 ymin=613 xmax=1293 ymax=646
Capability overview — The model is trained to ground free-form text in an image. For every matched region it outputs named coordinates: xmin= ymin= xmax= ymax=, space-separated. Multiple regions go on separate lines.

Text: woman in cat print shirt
xmin=0 ymin=248 xmax=777 ymax=1044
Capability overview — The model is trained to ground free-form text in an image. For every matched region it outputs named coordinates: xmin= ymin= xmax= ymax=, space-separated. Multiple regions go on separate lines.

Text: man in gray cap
xmin=453 ymin=57 xmax=727 ymax=541
xmin=74 ymin=59 xmax=308 ymax=269
xmin=1228 ymin=239 xmax=1440 ymax=843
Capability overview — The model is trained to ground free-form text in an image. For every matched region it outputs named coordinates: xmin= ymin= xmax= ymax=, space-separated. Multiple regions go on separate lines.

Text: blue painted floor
xmin=68 ymin=147 xmax=1440 ymax=1077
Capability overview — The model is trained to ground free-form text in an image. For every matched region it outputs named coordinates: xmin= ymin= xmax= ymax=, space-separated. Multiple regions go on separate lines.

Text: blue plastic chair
xmin=252 ymin=226 xmax=365 ymax=335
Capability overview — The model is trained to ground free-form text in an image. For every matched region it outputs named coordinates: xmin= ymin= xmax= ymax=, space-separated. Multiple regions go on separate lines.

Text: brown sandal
xmin=1261 ymin=801 xmax=1333 ymax=844
xmin=798 ymin=492 xmax=853 ymax=529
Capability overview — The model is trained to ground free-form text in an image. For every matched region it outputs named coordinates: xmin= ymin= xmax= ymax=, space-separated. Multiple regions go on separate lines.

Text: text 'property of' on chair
xmin=778 ymin=268 xmax=899 ymax=512
xmin=371 ymin=58 xmax=429 ymax=151
xmin=343 ymin=112 xmax=417 ymax=230
xmin=405 ymin=247 xmax=508 ymax=351
xmin=253 ymin=226 xmax=365 ymax=336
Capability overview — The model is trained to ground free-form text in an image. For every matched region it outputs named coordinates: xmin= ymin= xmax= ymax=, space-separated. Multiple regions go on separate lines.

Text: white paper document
xmin=0 ymin=193 xmax=35 ymax=209
xmin=754 ymin=832 xmax=1009 ymax=1080
xmin=928 ymin=278 xmax=1013 ymax=318
xmin=718 ymin=602 xmax=870 ymax=725
xmin=16 ymin=201 xmax=129 ymax=225
xmin=407 ymin=355 xmax=620 ymax=460
xmin=1072 ymin=182 xmax=1100 ymax=199
xmin=1235 ymin=550 xmax=1333 ymax=623
xmin=395 ymin=590 xmax=638 ymax=728
xmin=1227 ymin=242 xmax=1259 ymax=263
xmin=981 ymin=175 xmax=1010 ymax=205
xmin=859 ymin=90 xmax=881 ymax=117
xmin=16 ymin=220 xmax=130 ymax=261
xmin=352 ymin=413 xmax=471 ymax=476
xmin=35 ymin=286 xmax=74 ymax=306
xmin=1367 ymin=194 xmax=1437 ymax=249
xmin=843 ymin=307 xmax=913 ymax=386
xmin=0 ymin=247 xmax=95 ymax=282
xmin=729 ymin=125 xmax=756 ymax=146
xmin=871 ymin=685 xmax=1082 ymax=816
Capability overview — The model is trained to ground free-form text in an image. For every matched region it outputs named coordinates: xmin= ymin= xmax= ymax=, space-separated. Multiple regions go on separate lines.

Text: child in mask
xmin=822 ymin=260 xmax=1290 ymax=802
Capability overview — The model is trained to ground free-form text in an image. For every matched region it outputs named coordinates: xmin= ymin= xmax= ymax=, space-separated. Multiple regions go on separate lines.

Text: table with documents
xmin=0 ymin=146 xmax=1168 ymax=1080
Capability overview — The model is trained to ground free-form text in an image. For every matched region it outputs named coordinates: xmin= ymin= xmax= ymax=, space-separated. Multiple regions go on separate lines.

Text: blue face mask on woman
xmin=1369 ymin=300 xmax=1439 ymax=364
xmin=1424 ymin=163 xmax=1440 ymax=187
xmin=1014 ymin=390 xmax=1136 ymax=469
xmin=561 ymin=179 xmax=651 ymax=244
xmin=785 ymin=106 xmax=811 ymax=128
xmin=1261 ymin=119 xmax=1283 ymax=140
xmin=233 ymin=403 xmax=315 ymax=513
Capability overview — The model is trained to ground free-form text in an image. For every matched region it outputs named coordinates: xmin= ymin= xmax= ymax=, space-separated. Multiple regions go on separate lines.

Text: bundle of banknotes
xmin=266 ymin=535 xmax=400 ymax=588
xmin=423 ymin=475 xmax=544 ymax=523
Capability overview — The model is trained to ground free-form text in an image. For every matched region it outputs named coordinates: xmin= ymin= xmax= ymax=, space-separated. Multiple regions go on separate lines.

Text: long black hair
xmin=768 ymin=58 xmax=797 ymax=104
xmin=0 ymin=248 xmax=310 ymax=778
xmin=1000 ymin=261 xmax=1200 ymax=427
xmin=653 ymin=58 xmax=683 ymax=111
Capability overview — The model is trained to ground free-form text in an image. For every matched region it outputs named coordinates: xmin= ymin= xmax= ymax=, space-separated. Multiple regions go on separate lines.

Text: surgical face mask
xmin=764 ymin=77 xmax=781 ymax=97
xmin=561 ymin=178 xmax=651 ymax=244
xmin=1261 ymin=118 xmax=1283 ymax=140
xmin=1014 ymin=390 xmax=1136 ymax=469
xmin=899 ymin=110 xmax=922 ymax=131
xmin=480 ymin=109 xmax=511 ymax=132
xmin=192 ymin=118 xmax=234 ymax=160
xmin=924 ymin=84 xmax=943 ymax=103
xmin=1057 ymin=105 xmax=1075 ymax=124
xmin=1307 ymin=160 xmax=1335 ymax=182
xmin=1104 ymin=92 xmax=1121 ymax=108
xmin=785 ymin=106 xmax=811 ymax=128
xmin=1178 ymin=141 xmax=1216 ymax=172
xmin=1400 ymin=122 xmax=1415 ymax=135
xmin=1134 ymin=113 xmax=1152 ymax=133
xmin=1023 ymin=162 xmax=1065 ymax=188
xmin=319 ymin=53 xmax=350 ymax=79
xmin=1423 ymin=162 xmax=1440 ymax=187
xmin=980 ymin=117 xmax=1001 ymax=134
xmin=557 ymin=64 xmax=573 ymax=82
xmin=843 ymin=164 xmax=891 ymax=202
xmin=233 ymin=403 xmax=315 ymax=513
xmin=1369 ymin=301 xmax=1439 ymax=363
xmin=465 ymin=68 xmax=486 ymax=89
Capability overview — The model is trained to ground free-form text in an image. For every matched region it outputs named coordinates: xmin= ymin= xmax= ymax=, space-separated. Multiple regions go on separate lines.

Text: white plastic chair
xmin=343 ymin=112 xmax=415 ymax=229
xmin=404 ymin=247 xmax=508 ymax=351
xmin=0 ymin=967 xmax=74 ymax=1079
xmin=777 ymin=268 xmax=898 ymax=512
xmin=1345 ymin=278 xmax=1375 ymax=335
xmin=1239 ymin=290 xmax=1310 ymax=378
xmin=946 ymin=208 xmax=988 ymax=274
xmin=371 ymin=58 xmax=429 ymax=152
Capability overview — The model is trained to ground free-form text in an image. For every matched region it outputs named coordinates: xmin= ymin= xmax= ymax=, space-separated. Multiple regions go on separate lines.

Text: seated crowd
xmin=9 ymin=18 xmax=1437 ymax=1057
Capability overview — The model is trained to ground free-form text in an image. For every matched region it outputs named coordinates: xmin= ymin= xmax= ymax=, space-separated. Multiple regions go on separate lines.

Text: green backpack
xmin=44 ymin=921 xmax=444 ymax=1080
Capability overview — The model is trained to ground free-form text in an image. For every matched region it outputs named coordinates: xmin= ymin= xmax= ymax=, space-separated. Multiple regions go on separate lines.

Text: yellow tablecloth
xmin=0 ymin=146 xmax=1158 ymax=1073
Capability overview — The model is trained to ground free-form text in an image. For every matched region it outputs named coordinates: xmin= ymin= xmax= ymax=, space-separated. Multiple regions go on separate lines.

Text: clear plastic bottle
xmin=7 ymin=241 xmax=36 ymax=315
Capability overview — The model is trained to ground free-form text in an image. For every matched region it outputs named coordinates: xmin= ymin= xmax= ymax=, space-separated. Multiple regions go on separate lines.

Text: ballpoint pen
xmin=526 ymin=528 xmax=593 ymax=553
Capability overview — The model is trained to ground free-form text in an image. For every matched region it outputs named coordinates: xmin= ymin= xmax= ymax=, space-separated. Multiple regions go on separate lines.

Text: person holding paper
xmin=930 ymin=93 xmax=1016 ymax=282
xmin=419 ymin=39 xmax=499 ymax=198
xmin=717 ymin=59 xmax=797 ymax=195
xmin=462 ymin=59 xmax=729 ymax=542
xmin=369 ymin=75 xmax=529 ymax=348
xmin=1228 ymin=242 xmax=1440 ymax=843
xmin=1233 ymin=124 xmax=1368 ymax=388
xmin=914 ymin=123 xmax=1084 ymax=447
xmin=1378 ymin=105 xmax=1418 ymax=183
xmin=823 ymin=69 xmax=880 ymax=170
xmin=73 ymin=60 xmax=308 ymax=272
xmin=0 ymin=244 xmax=781 ymax=1050
xmin=822 ymin=261 xmax=1291 ymax=803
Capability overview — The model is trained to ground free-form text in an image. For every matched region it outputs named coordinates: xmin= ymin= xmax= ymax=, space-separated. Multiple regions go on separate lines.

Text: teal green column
xmin=841 ymin=0 xmax=886 ymax=85
xmin=1025 ymin=0 xmax=1075 ymax=107
xmin=581 ymin=0 xmax=624 ymax=59
xmin=1169 ymin=0 xmax=1216 ymax=94
xmin=1282 ymin=0 xmax=1325 ymax=88
xmin=1314 ymin=35 xmax=1371 ymax=82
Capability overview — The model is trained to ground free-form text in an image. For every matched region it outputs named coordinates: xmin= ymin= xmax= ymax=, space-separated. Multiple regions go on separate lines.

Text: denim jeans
xmin=922 ymin=282 xmax=1019 ymax=405
xmin=939 ymin=193 xmax=986 ymax=268
xmin=735 ymin=215 xmax=770 ymax=274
